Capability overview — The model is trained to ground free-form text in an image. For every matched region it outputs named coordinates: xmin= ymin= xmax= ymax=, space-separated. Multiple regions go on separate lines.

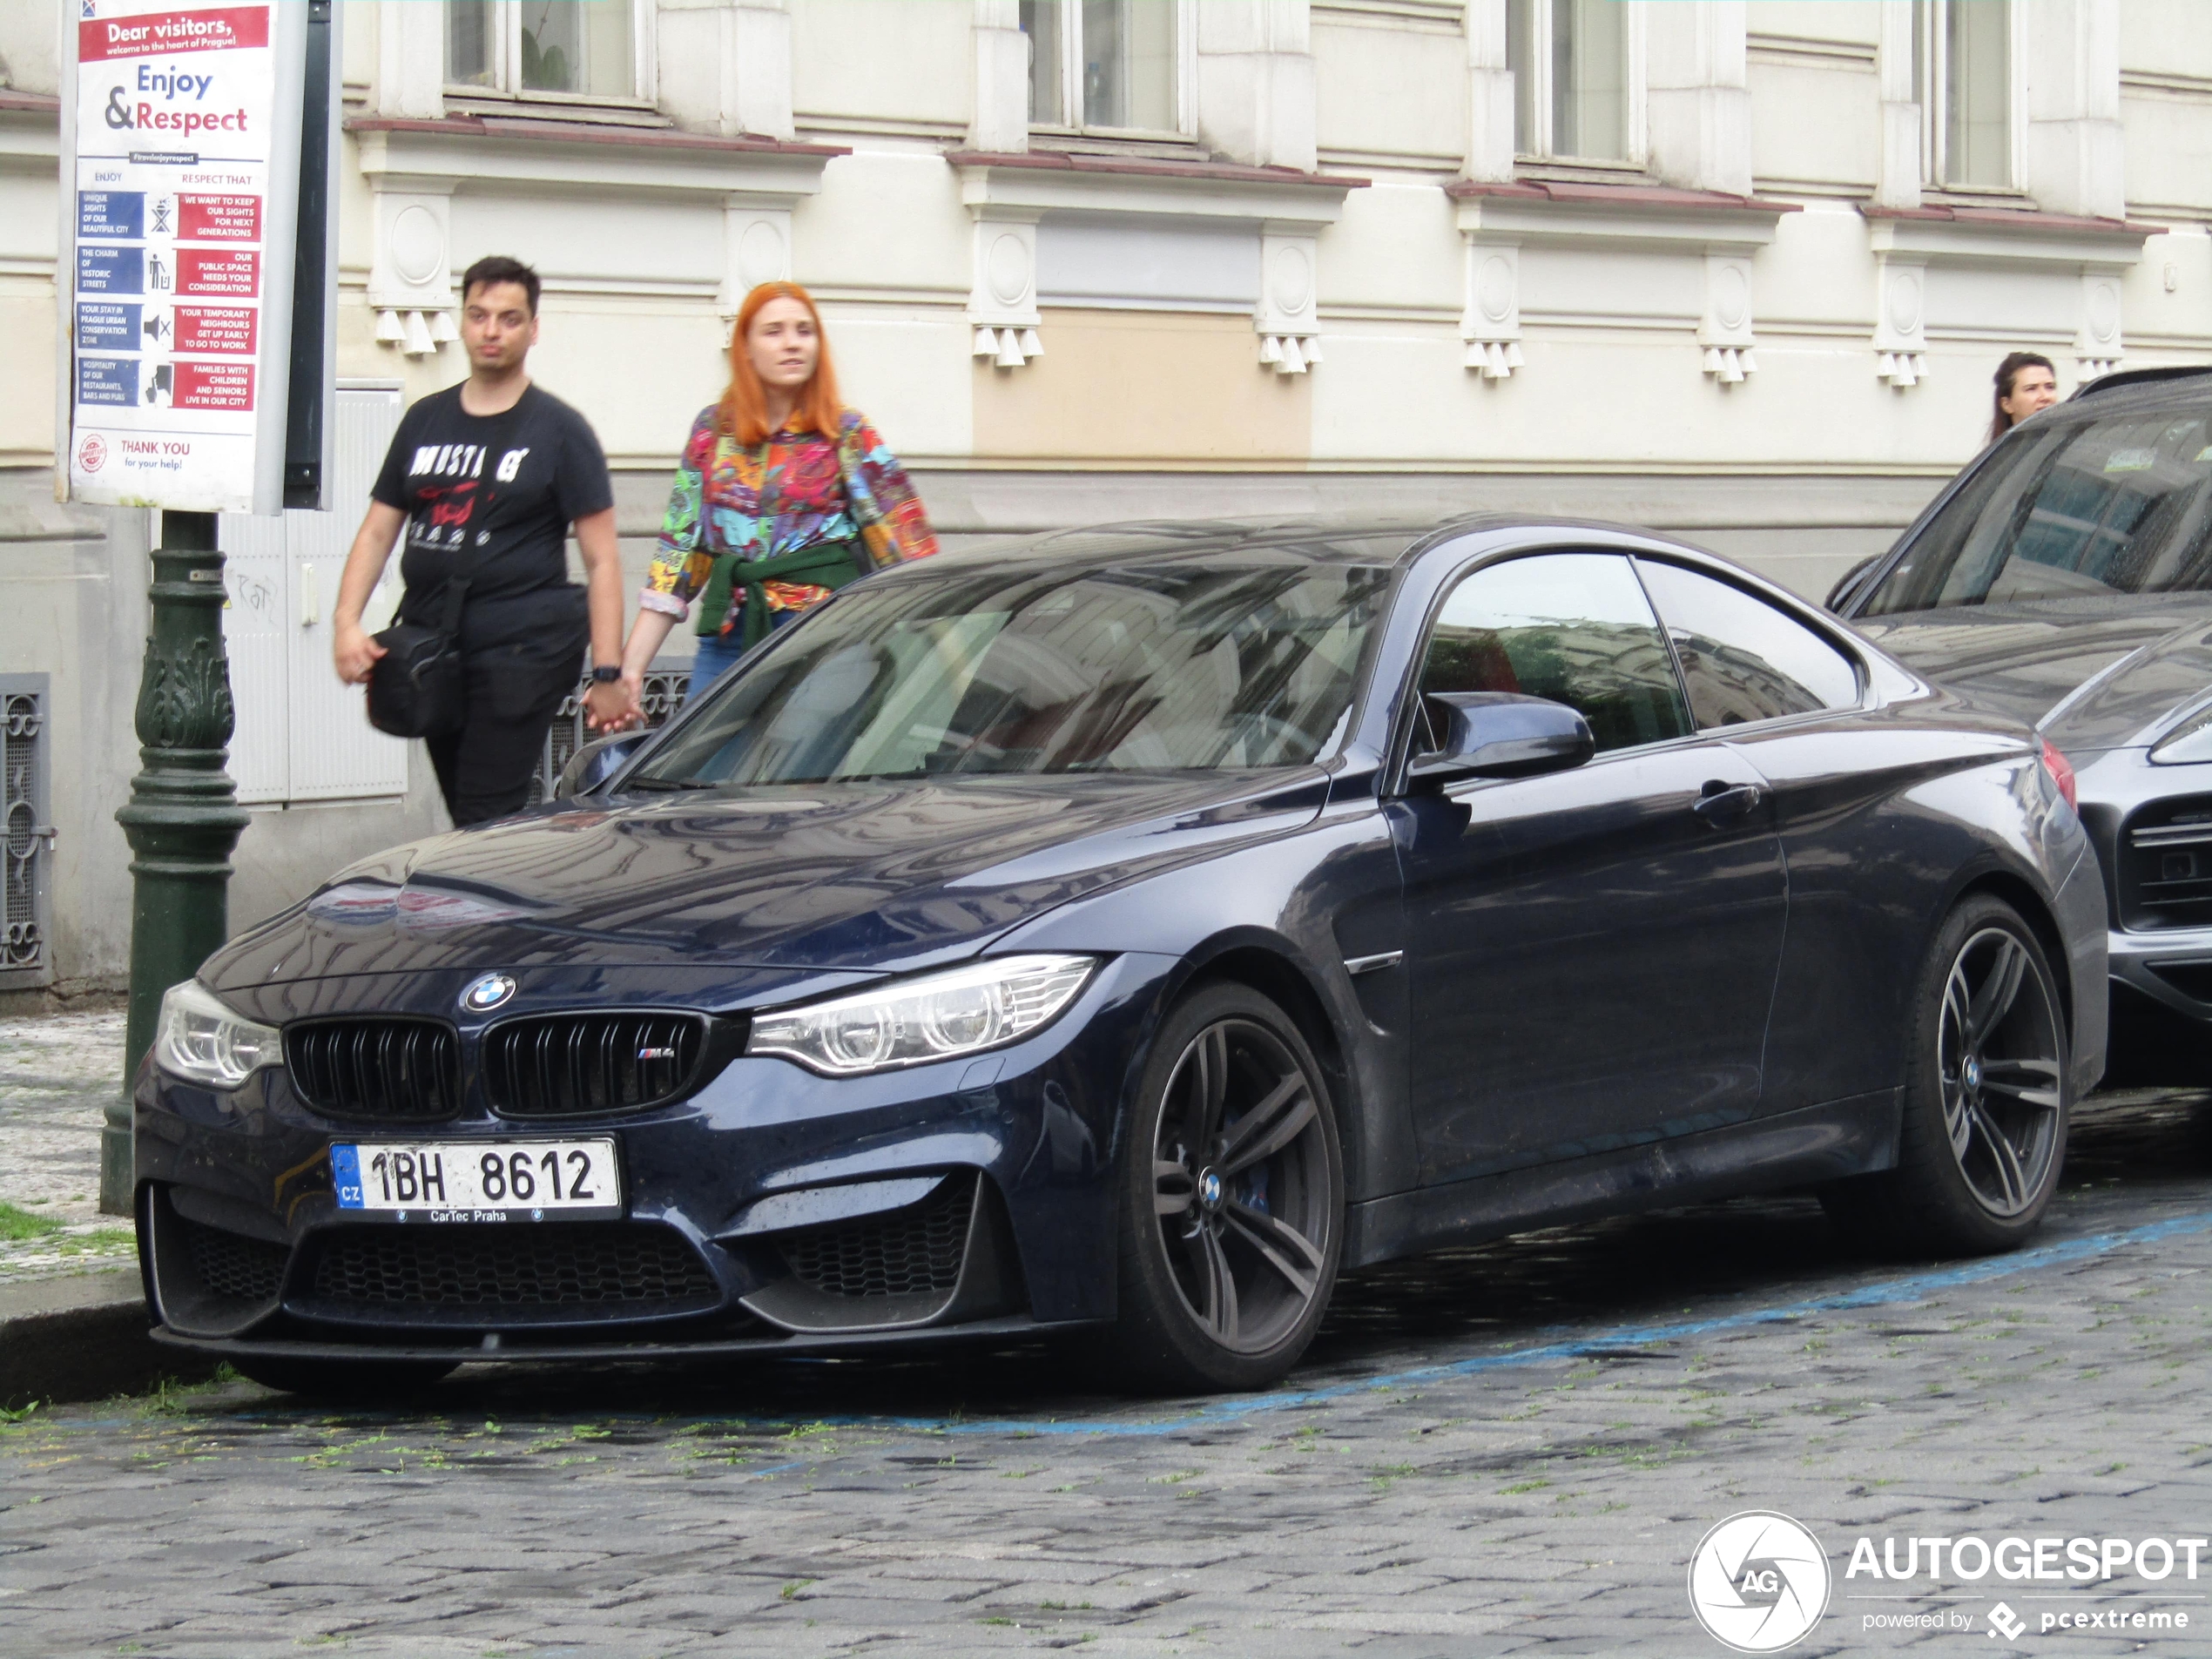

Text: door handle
xmin=1693 ymin=781 xmax=1763 ymax=825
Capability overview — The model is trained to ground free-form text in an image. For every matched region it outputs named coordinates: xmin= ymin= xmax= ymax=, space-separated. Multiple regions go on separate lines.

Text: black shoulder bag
xmin=367 ymin=395 xmax=529 ymax=739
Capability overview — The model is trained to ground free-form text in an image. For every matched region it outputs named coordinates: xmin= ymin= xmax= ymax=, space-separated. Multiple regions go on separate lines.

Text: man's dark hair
xmin=461 ymin=254 xmax=540 ymax=315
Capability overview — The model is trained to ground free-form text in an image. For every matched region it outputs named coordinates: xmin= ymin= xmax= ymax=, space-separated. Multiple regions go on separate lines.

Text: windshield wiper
xmin=625 ymin=777 xmax=720 ymax=792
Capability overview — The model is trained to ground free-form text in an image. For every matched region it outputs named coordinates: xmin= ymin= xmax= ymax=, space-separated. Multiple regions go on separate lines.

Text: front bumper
xmin=2110 ymin=925 xmax=2212 ymax=1022
xmin=137 ymin=953 xmax=1176 ymax=1362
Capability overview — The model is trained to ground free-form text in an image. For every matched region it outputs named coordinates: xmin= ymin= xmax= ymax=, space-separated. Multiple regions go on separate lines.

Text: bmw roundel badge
xmin=461 ymin=973 xmax=516 ymax=1013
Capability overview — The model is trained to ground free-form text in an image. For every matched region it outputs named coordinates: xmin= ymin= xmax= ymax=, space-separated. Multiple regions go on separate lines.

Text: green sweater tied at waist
xmin=695 ymin=539 xmax=862 ymax=648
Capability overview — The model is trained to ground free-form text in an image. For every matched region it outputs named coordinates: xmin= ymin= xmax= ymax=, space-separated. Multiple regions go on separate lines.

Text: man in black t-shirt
xmin=332 ymin=255 xmax=633 ymax=826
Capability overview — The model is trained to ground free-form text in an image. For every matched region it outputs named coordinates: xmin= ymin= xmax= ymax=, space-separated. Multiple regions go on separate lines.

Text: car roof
xmin=893 ymin=512 xmax=1722 ymax=577
xmin=2065 ymin=364 xmax=2212 ymax=412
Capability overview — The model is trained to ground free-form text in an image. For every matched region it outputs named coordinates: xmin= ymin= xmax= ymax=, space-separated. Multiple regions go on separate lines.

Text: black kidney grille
xmin=183 ymin=1218 xmax=291 ymax=1303
xmin=482 ymin=1013 xmax=705 ymax=1116
xmin=311 ymin=1224 xmax=718 ymax=1310
xmin=285 ymin=1020 xmax=462 ymax=1121
xmin=779 ymin=1177 xmax=974 ymax=1299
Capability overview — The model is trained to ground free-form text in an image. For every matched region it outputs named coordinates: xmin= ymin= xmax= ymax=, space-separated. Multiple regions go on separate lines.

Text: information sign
xmin=59 ymin=0 xmax=308 ymax=514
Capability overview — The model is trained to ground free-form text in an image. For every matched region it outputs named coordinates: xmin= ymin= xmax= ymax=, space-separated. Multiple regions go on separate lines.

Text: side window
xmin=1418 ymin=552 xmax=1692 ymax=754
xmin=1635 ymin=560 xmax=1860 ymax=728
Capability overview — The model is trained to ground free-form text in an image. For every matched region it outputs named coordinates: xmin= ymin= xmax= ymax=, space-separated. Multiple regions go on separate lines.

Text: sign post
xmin=59 ymin=0 xmax=337 ymax=1211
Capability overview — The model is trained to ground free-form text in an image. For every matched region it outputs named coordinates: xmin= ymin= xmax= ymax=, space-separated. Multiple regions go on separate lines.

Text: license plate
xmin=330 ymin=1139 xmax=622 ymax=1223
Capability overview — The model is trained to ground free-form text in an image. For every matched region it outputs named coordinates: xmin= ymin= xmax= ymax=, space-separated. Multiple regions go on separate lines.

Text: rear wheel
xmin=1108 ymin=982 xmax=1343 ymax=1393
xmin=1823 ymin=894 xmax=2070 ymax=1255
xmin=232 ymin=1357 xmax=458 ymax=1401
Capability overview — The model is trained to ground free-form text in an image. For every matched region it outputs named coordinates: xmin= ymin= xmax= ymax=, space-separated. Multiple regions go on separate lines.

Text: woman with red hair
xmin=614 ymin=281 xmax=938 ymax=704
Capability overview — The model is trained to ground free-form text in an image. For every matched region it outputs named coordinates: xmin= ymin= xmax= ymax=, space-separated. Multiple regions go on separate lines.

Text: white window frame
xmin=1024 ymin=0 xmax=1196 ymax=139
xmin=1510 ymin=0 xmax=1647 ymax=170
xmin=1914 ymin=0 xmax=2021 ymax=193
xmin=442 ymin=0 xmax=658 ymax=111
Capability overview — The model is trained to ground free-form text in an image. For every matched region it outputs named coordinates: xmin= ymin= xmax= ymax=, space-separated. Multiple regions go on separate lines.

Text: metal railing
xmin=0 ymin=675 xmax=54 ymax=988
xmin=527 ymin=658 xmax=692 ymax=807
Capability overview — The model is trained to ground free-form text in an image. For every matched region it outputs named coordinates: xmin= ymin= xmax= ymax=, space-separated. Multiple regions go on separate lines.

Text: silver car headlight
xmin=746 ymin=954 xmax=1096 ymax=1076
xmin=2152 ymin=705 xmax=2212 ymax=765
xmin=153 ymin=979 xmax=280 ymax=1089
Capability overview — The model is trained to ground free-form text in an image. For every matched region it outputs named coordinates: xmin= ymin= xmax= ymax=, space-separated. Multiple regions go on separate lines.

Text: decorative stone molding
xmin=949 ymin=151 xmax=1366 ymax=373
xmin=1447 ymin=180 xmax=1795 ymax=383
xmin=1257 ymin=227 xmax=1322 ymax=375
xmin=1698 ymin=253 xmax=1757 ymax=385
xmin=1871 ymin=251 xmax=1929 ymax=388
xmin=366 ymin=182 xmax=458 ymax=358
xmin=348 ymin=118 xmax=845 ymax=351
xmin=721 ymin=200 xmax=795 ymax=319
xmin=1460 ymin=239 xmax=1521 ymax=380
xmin=1861 ymin=204 xmax=2155 ymax=387
xmin=2077 ymin=271 xmax=2125 ymax=381
xmin=968 ymin=210 xmax=1044 ymax=369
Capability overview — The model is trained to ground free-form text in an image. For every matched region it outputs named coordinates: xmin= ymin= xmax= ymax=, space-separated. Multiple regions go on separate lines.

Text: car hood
xmin=204 ymin=769 xmax=1329 ymax=990
xmin=1853 ymin=595 xmax=2212 ymax=752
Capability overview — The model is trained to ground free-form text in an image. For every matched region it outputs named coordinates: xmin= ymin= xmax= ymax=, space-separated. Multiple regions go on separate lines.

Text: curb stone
xmin=0 ymin=1264 xmax=219 ymax=1406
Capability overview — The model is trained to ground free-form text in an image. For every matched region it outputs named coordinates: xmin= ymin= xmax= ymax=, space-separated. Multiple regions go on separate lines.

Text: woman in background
xmin=615 ymin=281 xmax=938 ymax=706
xmin=1987 ymin=352 xmax=2060 ymax=446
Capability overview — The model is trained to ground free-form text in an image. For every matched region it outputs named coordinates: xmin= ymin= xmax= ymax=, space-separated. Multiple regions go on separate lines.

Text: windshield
xmin=629 ymin=558 xmax=1394 ymax=788
xmin=1861 ymin=403 xmax=2212 ymax=615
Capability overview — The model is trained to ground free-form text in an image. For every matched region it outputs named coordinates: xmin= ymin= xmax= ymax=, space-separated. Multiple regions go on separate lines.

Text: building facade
xmin=0 ymin=0 xmax=2208 ymax=991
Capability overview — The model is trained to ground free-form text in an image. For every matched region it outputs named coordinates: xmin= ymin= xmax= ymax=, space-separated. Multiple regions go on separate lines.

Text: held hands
xmin=584 ymin=675 xmax=644 ymax=733
xmin=334 ymin=622 xmax=386 ymax=685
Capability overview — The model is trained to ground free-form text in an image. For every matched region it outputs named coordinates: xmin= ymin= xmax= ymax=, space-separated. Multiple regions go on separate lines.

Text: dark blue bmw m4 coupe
xmin=139 ymin=517 xmax=2107 ymax=1396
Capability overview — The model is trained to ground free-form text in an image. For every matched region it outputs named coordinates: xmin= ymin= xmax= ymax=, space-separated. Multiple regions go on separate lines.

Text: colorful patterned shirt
xmin=640 ymin=407 xmax=938 ymax=634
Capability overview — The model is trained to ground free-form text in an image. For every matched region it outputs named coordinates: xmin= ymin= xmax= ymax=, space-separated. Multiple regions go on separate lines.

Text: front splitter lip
xmin=150 ymin=1312 xmax=1102 ymax=1366
xmin=2110 ymin=929 xmax=2212 ymax=1020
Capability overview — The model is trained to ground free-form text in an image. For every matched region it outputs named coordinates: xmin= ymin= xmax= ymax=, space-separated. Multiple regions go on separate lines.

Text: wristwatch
xmin=590 ymin=664 xmax=623 ymax=684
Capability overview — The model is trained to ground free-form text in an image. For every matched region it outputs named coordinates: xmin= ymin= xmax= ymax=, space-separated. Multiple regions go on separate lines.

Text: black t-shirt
xmin=371 ymin=383 xmax=613 ymax=624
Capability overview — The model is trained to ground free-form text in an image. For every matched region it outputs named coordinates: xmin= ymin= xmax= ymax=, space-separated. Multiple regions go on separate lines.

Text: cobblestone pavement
xmin=0 ymin=1008 xmax=135 ymax=1281
xmin=5 ymin=1090 xmax=2212 ymax=1657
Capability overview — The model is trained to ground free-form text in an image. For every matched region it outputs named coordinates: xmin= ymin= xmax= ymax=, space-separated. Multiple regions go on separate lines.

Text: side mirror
xmin=554 ymin=731 xmax=648 ymax=799
xmin=1407 ymin=692 xmax=1595 ymax=789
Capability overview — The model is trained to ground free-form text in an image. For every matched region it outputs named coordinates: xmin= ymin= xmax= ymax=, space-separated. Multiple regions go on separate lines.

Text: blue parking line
xmin=34 ymin=1206 xmax=2212 ymax=1446
xmin=816 ymin=1204 xmax=2212 ymax=1441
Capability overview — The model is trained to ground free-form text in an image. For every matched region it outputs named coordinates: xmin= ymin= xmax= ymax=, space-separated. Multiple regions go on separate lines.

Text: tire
xmin=232 ymin=1357 xmax=459 ymax=1401
xmin=1823 ymin=894 xmax=2071 ymax=1257
xmin=1106 ymin=981 xmax=1345 ymax=1393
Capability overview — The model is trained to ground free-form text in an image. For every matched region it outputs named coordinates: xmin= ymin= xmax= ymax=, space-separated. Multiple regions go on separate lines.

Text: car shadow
xmin=203 ymin=1088 xmax=2212 ymax=1427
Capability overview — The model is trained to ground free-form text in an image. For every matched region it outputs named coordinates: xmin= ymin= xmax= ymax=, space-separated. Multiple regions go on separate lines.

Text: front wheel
xmin=1108 ymin=982 xmax=1344 ymax=1393
xmin=1823 ymin=894 xmax=2071 ymax=1256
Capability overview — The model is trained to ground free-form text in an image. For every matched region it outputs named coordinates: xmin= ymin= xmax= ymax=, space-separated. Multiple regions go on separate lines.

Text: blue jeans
xmin=685 ymin=610 xmax=793 ymax=700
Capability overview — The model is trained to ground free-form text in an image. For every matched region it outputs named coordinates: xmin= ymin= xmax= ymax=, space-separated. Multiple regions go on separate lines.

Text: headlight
xmin=153 ymin=979 xmax=280 ymax=1089
xmin=746 ymin=954 xmax=1096 ymax=1076
xmin=2152 ymin=704 xmax=2212 ymax=765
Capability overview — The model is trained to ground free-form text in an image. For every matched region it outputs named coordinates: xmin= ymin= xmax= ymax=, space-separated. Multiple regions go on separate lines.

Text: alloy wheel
xmin=1938 ymin=927 xmax=2065 ymax=1218
xmin=1150 ymin=1017 xmax=1333 ymax=1354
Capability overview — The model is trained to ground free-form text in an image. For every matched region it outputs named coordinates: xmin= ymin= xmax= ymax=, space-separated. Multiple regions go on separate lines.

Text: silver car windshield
xmin=1863 ymin=403 xmax=2212 ymax=614
xmin=631 ymin=559 xmax=1394 ymax=787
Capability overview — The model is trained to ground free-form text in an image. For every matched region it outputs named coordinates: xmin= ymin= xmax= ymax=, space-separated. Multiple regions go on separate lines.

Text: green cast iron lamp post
xmin=103 ymin=510 xmax=249 ymax=1213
